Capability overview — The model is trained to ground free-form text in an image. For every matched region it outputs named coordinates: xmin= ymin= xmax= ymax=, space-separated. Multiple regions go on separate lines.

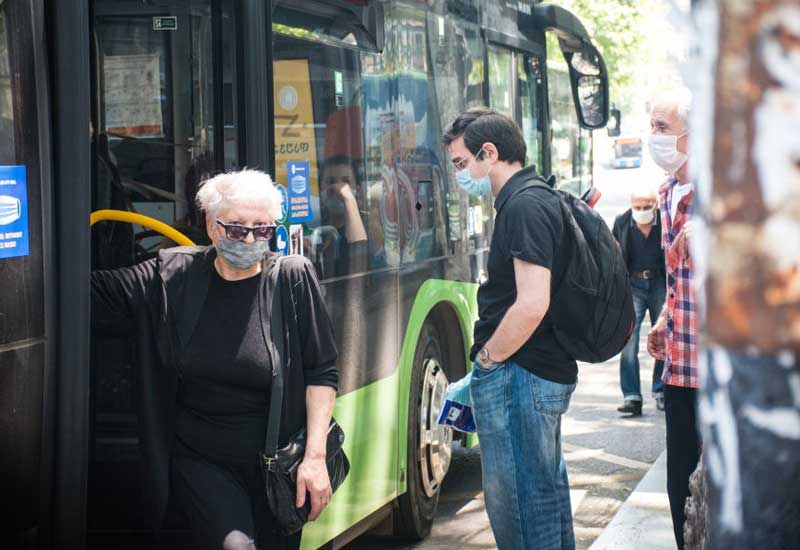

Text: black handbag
xmin=259 ymin=256 xmax=350 ymax=535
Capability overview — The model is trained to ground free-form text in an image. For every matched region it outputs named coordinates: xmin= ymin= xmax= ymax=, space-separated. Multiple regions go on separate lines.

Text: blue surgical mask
xmin=216 ymin=237 xmax=269 ymax=270
xmin=455 ymin=150 xmax=492 ymax=196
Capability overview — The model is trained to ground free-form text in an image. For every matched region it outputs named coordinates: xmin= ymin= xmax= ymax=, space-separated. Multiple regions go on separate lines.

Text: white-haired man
xmin=646 ymin=89 xmax=700 ymax=550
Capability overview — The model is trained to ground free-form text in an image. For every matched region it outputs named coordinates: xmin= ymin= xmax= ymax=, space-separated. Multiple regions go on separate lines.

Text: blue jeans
xmin=620 ymin=276 xmax=666 ymax=401
xmin=470 ymin=360 xmax=576 ymax=550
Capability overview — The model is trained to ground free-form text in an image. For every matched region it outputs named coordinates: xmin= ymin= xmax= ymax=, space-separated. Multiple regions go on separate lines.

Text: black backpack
xmin=508 ymin=176 xmax=635 ymax=363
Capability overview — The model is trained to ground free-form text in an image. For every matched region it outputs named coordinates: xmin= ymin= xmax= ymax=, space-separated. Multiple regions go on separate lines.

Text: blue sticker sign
xmin=287 ymin=161 xmax=313 ymax=223
xmin=274 ymin=225 xmax=289 ymax=256
xmin=275 ymin=184 xmax=288 ymax=223
xmin=0 ymin=166 xmax=30 ymax=260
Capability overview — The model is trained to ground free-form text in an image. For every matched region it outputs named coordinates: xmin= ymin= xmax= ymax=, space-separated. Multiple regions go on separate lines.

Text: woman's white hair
xmin=196 ymin=169 xmax=283 ymax=221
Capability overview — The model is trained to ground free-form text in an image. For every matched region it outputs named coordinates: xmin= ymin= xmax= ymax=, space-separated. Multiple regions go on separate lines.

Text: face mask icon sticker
xmin=0 ymin=165 xmax=30 ymax=259
xmin=0 ymin=196 xmax=21 ymax=226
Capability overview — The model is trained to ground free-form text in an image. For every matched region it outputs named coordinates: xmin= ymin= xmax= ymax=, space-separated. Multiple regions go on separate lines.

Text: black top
xmin=91 ymin=249 xmax=338 ymax=527
xmin=612 ymin=208 xmax=663 ymax=272
xmin=176 ymin=268 xmax=271 ymax=465
xmin=628 ymin=217 xmax=663 ymax=273
xmin=470 ymin=166 xmax=577 ymax=384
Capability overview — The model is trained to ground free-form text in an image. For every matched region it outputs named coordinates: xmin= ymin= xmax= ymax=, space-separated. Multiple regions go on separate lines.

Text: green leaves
xmin=559 ymin=0 xmax=649 ymax=110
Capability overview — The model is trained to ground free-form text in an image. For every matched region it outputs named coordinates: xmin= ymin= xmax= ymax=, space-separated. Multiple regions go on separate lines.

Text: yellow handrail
xmin=90 ymin=209 xmax=196 ymax=246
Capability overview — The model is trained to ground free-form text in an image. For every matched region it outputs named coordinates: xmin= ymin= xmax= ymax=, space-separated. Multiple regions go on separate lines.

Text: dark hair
xmin=322 ymin=155 xmax=360 ymax=186
xmin=442 ymin=107 xmax=526 ymax=166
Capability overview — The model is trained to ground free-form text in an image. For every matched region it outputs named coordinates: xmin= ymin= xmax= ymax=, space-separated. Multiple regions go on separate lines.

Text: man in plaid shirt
xmin=645 ymin=89 xmax=700 ymax=550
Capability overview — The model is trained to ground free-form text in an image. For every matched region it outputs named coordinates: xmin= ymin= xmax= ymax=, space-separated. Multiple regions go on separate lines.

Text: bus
xmin=612 ymin=136 xmax=644 ymax=169
xmin=2 ymin=1 xmax=609 ymax=548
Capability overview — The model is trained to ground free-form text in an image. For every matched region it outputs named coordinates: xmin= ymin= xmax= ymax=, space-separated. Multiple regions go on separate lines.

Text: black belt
xmin=630 ymin=269 xmax=661 ymax=280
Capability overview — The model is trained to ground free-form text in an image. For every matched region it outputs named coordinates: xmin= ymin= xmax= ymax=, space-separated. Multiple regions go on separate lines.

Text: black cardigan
xmin=91 ymin=247 xmax=338 ymax=528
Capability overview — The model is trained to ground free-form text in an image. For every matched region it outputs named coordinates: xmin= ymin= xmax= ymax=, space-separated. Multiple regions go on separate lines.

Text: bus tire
xmin=394 ymin=319 xmax=453 ymax=540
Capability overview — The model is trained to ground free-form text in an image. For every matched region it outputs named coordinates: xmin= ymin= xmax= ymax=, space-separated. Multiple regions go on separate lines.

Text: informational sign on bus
xmin=0 ymin=165 xmax=30 ymax=260
xmin=287 ymin=160 xmax=313 ymax=223
xmin=274 ymin=225 xmax=289 ymax=256
xmin=273 ymin=59 xmax=320 ymax=218
xmin=275 ymin=183 xmax=288 ymax=224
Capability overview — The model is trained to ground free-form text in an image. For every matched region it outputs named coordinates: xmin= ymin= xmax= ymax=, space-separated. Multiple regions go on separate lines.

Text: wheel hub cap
xmin=419 ymin=358 xmax=452 ymax=498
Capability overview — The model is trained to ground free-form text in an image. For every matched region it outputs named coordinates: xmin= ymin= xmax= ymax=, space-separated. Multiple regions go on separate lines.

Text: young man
xmin=612 ymin=189 xmax=666 ymax=416
xmin=645 ymin=89 xmax=700 ymax=550
xmin=443 ymin=107 xmax=577 ymax=550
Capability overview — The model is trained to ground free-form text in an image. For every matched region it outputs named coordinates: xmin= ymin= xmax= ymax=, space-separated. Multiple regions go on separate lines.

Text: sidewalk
xmin=589 ymin=450 xmax=676 ymax=550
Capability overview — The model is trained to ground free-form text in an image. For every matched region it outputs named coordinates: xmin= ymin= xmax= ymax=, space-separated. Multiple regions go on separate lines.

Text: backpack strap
xmin=495 ymin=173 xmax=557 ymax=216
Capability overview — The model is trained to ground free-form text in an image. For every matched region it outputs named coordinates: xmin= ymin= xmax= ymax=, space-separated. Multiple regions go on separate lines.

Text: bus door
xmin=270 ymin=0 xmax=402 ymax=534
xmin=484 ymin=34 xmax=546 ymax=250
xmin=1 ymin=1 xmax=52 ymax=544
xmin=88 ymin=1 xmax=240 ymax=544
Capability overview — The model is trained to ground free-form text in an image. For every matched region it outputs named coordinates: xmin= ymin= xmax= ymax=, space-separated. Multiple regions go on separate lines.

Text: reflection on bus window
xmin=316 ymin=155 xmax=368 ymax=276
xmin=0 ymin=8 xmax=13 ymax=163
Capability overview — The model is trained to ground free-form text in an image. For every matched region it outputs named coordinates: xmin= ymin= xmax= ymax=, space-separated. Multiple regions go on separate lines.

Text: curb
xmin=589 ymin=450 xmax=676 ymax=550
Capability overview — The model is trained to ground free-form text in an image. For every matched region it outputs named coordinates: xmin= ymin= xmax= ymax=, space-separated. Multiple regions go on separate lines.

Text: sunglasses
xmin=216 ymin=219 xmax=277 ymax=242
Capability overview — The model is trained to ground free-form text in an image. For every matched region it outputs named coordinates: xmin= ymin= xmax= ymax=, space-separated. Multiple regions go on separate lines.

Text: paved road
xmin=347 ymin=161 xmax=669 ymax=550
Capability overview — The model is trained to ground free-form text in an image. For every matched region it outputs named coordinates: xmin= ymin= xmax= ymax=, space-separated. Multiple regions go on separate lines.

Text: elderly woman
xmin=91 ymin=169 xmax=338 ymax=550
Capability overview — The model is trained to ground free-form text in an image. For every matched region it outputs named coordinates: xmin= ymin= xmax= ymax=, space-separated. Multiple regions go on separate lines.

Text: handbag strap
xmin=263 ymin=255 xmax=286 ymax=458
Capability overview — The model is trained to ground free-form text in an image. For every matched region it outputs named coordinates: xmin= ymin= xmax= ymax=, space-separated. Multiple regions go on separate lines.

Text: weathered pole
xmin=691 ymin=1 xmax=800 ymax=548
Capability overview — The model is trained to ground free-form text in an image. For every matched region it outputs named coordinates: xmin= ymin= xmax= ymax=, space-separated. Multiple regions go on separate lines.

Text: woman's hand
xmin=295 ymin=455 xmax=332 ymax=521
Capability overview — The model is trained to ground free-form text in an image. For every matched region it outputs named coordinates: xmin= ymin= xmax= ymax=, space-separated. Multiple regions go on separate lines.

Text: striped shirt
xmin=659 ymin=177 xmax=699 ymax=388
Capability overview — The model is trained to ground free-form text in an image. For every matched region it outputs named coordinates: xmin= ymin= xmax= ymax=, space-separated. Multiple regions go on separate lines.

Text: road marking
xmin=563 ymin=443 xmax=652 ymax=471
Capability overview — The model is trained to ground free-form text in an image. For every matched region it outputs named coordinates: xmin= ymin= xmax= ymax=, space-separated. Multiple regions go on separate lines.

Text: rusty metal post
xmin=691 ymin=0 xmax=800 ymax=548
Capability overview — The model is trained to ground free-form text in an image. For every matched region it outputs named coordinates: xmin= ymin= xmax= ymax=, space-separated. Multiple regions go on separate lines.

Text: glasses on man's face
xmin=216 ymin=219 xmax=276 ymax=242
xmin=452 ymin=150 xmax=484 ymax=171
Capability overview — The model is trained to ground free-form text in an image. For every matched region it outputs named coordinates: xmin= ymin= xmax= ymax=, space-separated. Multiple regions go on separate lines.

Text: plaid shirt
xmin=659 ymin=177 xmax=699 ymax=388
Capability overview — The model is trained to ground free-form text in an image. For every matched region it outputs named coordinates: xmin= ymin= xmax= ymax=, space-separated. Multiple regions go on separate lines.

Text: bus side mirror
xmin=607 ymin=108 xmax=621 ymax=137
xmin=530 ymin=4 xmax=610 ymax=130
xmin=567 ymin=47 xmax=609 ymax=129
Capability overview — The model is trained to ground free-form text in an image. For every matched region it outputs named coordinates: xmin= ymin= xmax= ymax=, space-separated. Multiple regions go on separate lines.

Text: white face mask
xmin=648 ymin=132 xmax=688 ymax=176
xmin=632 ymin=207 xmax=655 ymax=225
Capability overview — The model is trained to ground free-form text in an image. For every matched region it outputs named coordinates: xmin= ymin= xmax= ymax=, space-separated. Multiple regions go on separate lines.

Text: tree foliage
xmin=557 ymin=0 xmax=648 ymax=111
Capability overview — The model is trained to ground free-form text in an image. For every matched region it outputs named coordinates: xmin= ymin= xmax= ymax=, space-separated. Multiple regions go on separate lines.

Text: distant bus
xmin=613 ymin=136 xmax=643 ymax=168
xmin=4 ymin=1 xmax=609 ymax=548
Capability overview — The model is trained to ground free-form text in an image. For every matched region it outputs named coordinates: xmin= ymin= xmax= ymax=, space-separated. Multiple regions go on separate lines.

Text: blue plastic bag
xmin=436 ymin=371 xmax=476 ymax=433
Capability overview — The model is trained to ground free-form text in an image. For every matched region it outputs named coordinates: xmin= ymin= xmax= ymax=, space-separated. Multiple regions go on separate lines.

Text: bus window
xmin=272 ymin=19 xmax=388 ymax=278
xmin=546 ymin=43 xmax=593 ymax=198
xmin=488 ymin=45 xmax=513 ymax=116
xmin=519 ymin=54 xmax=544 ymax=170
xmin=426 ymin=9 xmax=487 ymax=263
xmin=93 ymin=1 xmax=240 ymax=264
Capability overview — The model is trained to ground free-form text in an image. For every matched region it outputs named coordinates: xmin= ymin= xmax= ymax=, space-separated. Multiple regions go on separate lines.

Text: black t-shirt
xmin=470 ymin=166 xmax=578 ymax=384
xmin=175 ymin=268 xmax=271 ymax=465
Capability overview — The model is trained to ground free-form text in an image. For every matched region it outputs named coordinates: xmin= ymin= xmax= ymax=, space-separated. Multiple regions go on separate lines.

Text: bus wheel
xmin=394 ymin=320 xmax=453 ymax=540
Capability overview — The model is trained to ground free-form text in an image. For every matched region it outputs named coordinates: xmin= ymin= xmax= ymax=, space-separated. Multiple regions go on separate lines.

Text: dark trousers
xmin=664 ymin=384 xmax=701 ymax=550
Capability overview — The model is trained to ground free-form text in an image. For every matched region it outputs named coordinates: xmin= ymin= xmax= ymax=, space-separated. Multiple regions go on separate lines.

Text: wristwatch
xmin=477 ymin=346 xmax=498 ymax=367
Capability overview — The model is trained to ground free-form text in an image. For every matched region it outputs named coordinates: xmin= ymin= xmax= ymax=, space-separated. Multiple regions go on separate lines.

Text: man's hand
xmin=670 ymin=221 xmax=693 ymax=267
xmin=647 ymin=314 xmax=667 ymax=360
xmin=295 ymin=456 xmax=332 ymax=521
xmin=331 ymin=182 xmax=357 ymax=204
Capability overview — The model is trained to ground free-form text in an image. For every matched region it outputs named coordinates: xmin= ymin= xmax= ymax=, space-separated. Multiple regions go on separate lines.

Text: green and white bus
xmin=2 ymin=1 xmax=607 ymax=548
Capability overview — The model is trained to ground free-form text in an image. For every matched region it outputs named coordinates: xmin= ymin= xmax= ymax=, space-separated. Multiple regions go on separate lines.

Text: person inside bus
xmin=612 ymin=188 xmax=666 ymax=416
xmin=91 ymin=169 xmax=338 ymax=550
xmin=315 ymin=155 xmax=368 ymax=276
